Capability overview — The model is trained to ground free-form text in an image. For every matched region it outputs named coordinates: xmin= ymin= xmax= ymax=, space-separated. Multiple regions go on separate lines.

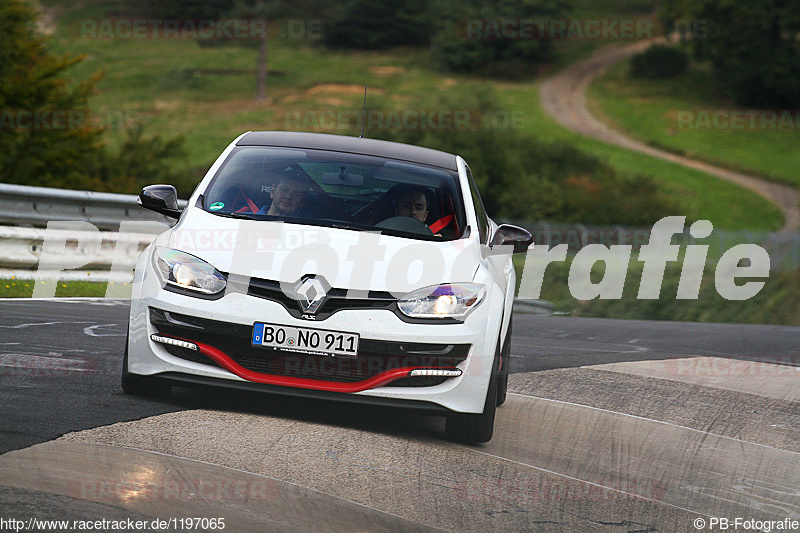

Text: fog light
xmin=150 ymin=334 xmax=198 ymax=351
xmin=408 ymin=368 xmax=462 ymax=377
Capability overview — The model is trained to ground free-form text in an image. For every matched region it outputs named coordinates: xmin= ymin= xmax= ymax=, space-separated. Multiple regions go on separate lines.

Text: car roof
xmin=236 ymin=131 xmax=459 ymax=171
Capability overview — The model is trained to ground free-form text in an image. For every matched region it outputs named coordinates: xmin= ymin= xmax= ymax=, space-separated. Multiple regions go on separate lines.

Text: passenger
xmin=393 ymin=186 xmax=429 ymax=223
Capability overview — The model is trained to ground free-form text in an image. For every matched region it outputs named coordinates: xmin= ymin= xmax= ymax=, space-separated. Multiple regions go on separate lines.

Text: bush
xmin=664 ymin=0 xmax=800 ymax=107
xmin=321 ymin=0 xmax=433 ymax=49
xmin=540 ymin=258 xmax=800 ymax=326
xmin=630 ymin=45 xmax=688 ymax=79
xmin=86 ymin=125 xmax=188 ymax=195
xmin=431 ymin=0 xmax=567 ymax=76
xmin=370 ymin=85 xmax=674 ymax=225
xmin=0 ymin=1 xmax=186 ymax=194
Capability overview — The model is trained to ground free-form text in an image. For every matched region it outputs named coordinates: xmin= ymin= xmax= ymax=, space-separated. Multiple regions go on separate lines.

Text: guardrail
xmin=0 ymin=226 xmax=156 ymax=270
xmin=0 ymin=183 xmax=187 ymax=230
xmin=504 ymin=220 xmax=800 ymax=272
xmin=0 ymin=183 xmax=797 ymax=283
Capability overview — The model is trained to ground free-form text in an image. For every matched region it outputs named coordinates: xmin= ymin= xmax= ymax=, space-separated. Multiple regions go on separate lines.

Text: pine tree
xmin=0 ymin=0 xmax=105 ymax=189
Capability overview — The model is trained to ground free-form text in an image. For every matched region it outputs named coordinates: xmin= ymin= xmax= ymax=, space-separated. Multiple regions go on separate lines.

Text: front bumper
xmin=149 ymin=307 xmax=469 ymax=392
xmin=128 ymin=271 xmax=503 ymax=414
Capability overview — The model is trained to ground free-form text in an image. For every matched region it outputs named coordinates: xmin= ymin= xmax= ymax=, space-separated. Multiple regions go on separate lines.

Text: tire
xmin=121 ymin=330 xmax=172 ymax=398
xmin=445 ymin=339 xmax=500 ymax=444
xmin=496 ymin=318 xmax=512 ymax=407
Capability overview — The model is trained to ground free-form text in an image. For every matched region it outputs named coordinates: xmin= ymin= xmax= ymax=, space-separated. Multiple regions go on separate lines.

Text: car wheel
xmin=445 ymin=340 xmax=499 ymax=444
xmin=121 ymin=330 xmax=172 ymax=398
xmin=496 ymin=318 xmax=511 ymax=407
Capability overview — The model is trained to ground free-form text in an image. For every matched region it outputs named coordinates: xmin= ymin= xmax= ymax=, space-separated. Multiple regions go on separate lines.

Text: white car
xmin=124 ymin=131 xmax=531 ymax=443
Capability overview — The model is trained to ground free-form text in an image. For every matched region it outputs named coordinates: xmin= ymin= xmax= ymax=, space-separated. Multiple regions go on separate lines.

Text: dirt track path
xmin=539 ymin=39 xmax=800 ymax=233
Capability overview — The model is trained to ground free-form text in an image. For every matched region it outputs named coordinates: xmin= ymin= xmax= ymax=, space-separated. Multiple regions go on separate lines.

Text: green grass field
xmin=590 ymin=60 xmax=800 ymax=186
xmin=496 ymin=86 xmax=784 ymax=231
xmin=513 ymin=254 xmax=800 ymax=326
xmin=36 ymin=0 xmax=782 ymax=233
xmin=20 ymin=1 xmax=792 ymax=320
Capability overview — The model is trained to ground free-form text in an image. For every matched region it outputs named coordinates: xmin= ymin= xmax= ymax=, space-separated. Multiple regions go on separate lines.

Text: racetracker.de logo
xmin=458 ymin=18 xmax=655 ymax=40
xmin=676 ymin=110 xmax=800 ymax=131
xmin=69 ymin=476 xmax=279 ymax=502
xmin=282 ymin=109 xmax=524 ymax=131
xmin=78 ymin=18 xmax=322 ymax=40
xmin=455 ymin=477 xmax=667 ymax=503
xmin=0 ymin=109 xmax=141 ymax=131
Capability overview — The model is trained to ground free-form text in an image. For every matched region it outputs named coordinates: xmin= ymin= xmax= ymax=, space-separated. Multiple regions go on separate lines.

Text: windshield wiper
xmin=304 ymin=218 xmax=384 ymax=232
xmin=207 ymin=211 xmax=262 ymax=220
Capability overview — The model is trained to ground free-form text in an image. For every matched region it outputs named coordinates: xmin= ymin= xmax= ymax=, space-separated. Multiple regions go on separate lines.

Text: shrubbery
xmin=431 ymin=0 xmax=569 ymax=76
xmin=0 ymin=0 xmax=186 ymax=194
xmin=317 ymin=0 xmax=568 ymax=77
xmin=629 ymin=45 xmax=688 ymax=79
xmin=321 ymin=0 xmax=433 ymax=50
xmin=372 ymin=86 xmax=674 ymax=225
xmin=528 ymin=256 xmax=800 ymax=326
xmin=663 ymin=0 xmax=800 ymax=107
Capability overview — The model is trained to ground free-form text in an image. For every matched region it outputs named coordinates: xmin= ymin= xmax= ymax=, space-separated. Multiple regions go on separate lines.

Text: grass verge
xmin=495 ymin=86 xmax=785 ymax=231
xmin=513 ymin=254 xmax=799 ymax=326
xmin=589 ymin=60 xmax=800 ymax=187
xmin=0 ymin=279 xmax=129 ymax=298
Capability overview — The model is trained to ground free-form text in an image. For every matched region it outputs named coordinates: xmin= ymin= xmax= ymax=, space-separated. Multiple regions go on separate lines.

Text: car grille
xmin=246 ymin=277 xmax=397 ymax=320
xmin=150 ymin=308 xmax=468 ymax=385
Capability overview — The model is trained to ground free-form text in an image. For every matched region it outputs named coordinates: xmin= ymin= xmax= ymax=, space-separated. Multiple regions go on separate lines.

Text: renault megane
xmin=124 ymin=131 xmax=531 ymax=443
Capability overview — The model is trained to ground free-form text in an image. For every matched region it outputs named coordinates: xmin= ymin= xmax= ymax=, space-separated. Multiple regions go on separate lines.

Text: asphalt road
xmin=1 ymin=299 xmax=799 ymax=531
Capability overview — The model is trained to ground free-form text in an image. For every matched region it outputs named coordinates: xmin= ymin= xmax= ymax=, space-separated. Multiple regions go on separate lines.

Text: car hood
xmin=161 ymin=209 xmax=481 ymax=294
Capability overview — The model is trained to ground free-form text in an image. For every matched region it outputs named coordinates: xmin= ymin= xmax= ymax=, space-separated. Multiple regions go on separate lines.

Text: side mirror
xmin=138 ymin=185 xmax=182 ymax=218
xmin=490 ymin=224 xmax=533 ymax=253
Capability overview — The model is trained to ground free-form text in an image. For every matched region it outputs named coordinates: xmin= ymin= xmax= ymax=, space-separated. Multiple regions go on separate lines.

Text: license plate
xmin=252 ymin=323 xmax=359 ymax=357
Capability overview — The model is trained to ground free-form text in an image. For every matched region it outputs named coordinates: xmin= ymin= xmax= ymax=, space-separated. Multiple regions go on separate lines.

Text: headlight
xmin=398 ymin=284 xmax=485 ymax=319
xmin=154 ymin=247 xmax=226 ymax=295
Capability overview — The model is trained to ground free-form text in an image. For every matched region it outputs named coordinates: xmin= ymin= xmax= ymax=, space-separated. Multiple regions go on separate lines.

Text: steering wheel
xmin=374 ymin=216 xmax=434 ymax=236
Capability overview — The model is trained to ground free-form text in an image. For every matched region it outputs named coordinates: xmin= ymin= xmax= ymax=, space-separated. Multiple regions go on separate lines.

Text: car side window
xmin=466 ymin=168 xmax=489 ymax=244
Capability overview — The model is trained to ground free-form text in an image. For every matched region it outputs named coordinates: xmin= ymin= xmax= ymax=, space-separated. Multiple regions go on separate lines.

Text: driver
xmin=393 ymin=186 xmax=429 ymax=223
xmin=258 ymin=174 xmax=311 ymax=216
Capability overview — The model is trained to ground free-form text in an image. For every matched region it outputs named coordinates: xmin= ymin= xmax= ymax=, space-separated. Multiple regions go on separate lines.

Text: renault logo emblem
xmin=296 ymin=276 xmax=328 ymax=314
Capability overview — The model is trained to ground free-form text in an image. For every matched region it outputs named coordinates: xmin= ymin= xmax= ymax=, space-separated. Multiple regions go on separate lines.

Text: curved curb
xmin=539 ymin=39 xmax=799 ymax=233
xmin=0 ymin=440 xmax=441 ymax=533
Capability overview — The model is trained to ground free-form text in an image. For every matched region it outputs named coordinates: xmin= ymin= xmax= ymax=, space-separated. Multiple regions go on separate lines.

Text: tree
xmin=321 ymin=0 xmax=434 ymax=49
xmin=663 ymin=0 xmax=800 ymax=106
xmin=199 ymin=0 xmax=313 ymax=102
xmin=431 ymin=0 xmax=571 ymax=76
xmin=0 ymin=0 xmax=187 ymax=193
xmin=0 ymin=0 xmax=104 ymax=189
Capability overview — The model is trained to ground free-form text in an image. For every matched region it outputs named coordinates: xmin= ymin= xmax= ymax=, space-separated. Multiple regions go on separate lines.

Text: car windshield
xmin=201 ymin=146 xmax=466 ymax=241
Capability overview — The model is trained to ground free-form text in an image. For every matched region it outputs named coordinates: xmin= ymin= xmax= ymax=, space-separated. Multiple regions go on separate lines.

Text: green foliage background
xmin=0 ymin=0 xmax=185 ymax=193
xmin=662 ymin=0 xmax=800 ymax=106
